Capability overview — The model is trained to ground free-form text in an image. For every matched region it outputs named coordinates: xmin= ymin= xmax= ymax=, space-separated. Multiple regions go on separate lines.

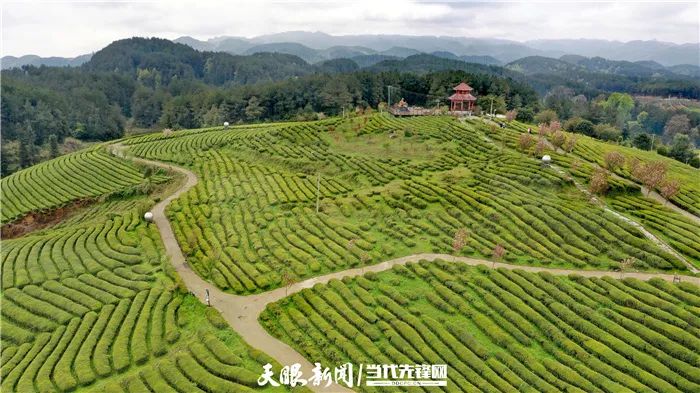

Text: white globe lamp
xmin=144 ymin=212 xmax=154 ymax=222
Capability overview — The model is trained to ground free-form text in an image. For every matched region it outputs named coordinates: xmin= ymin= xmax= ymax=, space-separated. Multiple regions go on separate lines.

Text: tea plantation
xmin=0 ymin=182 xmax=302 ymax=392
xmin=261 ymin=260 xmax=700 ymax=393
xmin=1 ymin=112 xmax=698 ymax=392
xmin=0 ymin=148 xmax=149 ymax=224
xmin=122 ymin=114 xmax=698 ymax=296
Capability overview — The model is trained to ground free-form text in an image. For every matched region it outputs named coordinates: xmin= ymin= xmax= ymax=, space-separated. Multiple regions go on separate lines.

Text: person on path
xmin=205 ymin=289 xmax=210 ymax=306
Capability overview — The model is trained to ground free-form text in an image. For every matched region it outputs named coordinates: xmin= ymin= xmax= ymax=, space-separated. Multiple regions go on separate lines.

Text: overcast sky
xmin=2 ymin=1 xmax=698 ymax=57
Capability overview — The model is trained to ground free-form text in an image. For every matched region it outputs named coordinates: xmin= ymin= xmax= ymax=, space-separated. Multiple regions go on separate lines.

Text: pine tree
xmin=48 ymin=134 xmax=60 ymax=159
xmin=19 ymin=122 xmax=36 ymax=168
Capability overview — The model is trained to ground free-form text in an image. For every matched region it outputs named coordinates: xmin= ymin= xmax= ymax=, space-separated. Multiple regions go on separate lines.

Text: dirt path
xmin=478 ymin=126 xmax=698 ymax=273
xmin=110 ymin=143 xmax=700 ymax=392
xmin=549 ymin=164 xmax=699 ymax=273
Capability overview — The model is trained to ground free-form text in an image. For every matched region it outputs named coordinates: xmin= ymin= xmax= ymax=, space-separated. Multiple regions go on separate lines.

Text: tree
xmin=48 ymin=134 xmax=60 ymax=159
xmin=534 ymin=138 xmax=548 ymax=156
xmin=632 ymin=160 xmax=667 ymax=195
xmin=491 ymin=244 xmax=505 ymax=268
xmin=563 ymin=134 xmax=577 ymax=153
xmin=551 ymin=131 xmax=566 ymax=150
xmin=132 ymin=87 xmax=165 ymax=128
xmin=452 ymin=228 xmax=469 ymax=258
xmin=320 ymin=78 xmax=352 ymax=113
xmin=245 ymin=96 xmax=264 ymax=121
xmin=632 ymin=133 xmax=653 ymax=150
xmin=636 ymin=111 xmax=649 ymax=125
xmin=603 ymin=151 xmax=625 ymax=171
xmin=516 ymin=107 xmax=535 ymax=123
xmin=668 ymin=133 xmax=695 ymax=164
xmin=518 ymin=133 xmax=535 ymax=153
xmin=564 ymin=117 xmax=595 ymax=136
xmin=663 ymin=114 xmax=691 ymax=142
xmin=505 ymin=110 xmax=517 ymax=122
xmin=589 ymin=168 xmax=609 ymax=195
xmin=544 ymin=86 xmax=575 ymax=120
xmin=18 ymin=122 xmax=37 ymax=168
xmin=477 ymin=94 xmax=506 ymax=115
xmin=601 ymin=92 xmax=634 ymax=129
xmin=1 ymin=141 xmax=19 ymax=174
xmin=658 ymin=179 xmax=680 ymax=204
xmin=202 ymin=105 xmax=224 ymax=127
xmin=593 ymin=123 xmax=622 ymax=141
xmin=281 ymin=270 xmax=296 ymax=296
xmin=619 ymin=257 xmax=635 ymax=278
xmin=160 ymin=97 xmax=197 ymax=130
xmin=534 ymin=109 xmax=558 ymax=125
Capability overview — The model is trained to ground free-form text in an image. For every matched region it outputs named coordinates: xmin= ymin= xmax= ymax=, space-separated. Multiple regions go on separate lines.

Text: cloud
xmin=1 ymin=0 xmax=697 ymax=57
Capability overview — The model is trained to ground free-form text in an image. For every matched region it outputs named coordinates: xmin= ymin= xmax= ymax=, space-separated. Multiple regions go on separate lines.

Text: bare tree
xmin=282 ymin=270 xmax=296 ymax=296
xmin=619 ymin=257 xmax=635 ymax=278
xmin=563 ymin=134 xmax=578 ymax=153
xmin=603 ymin=151 xmax=625 ymax=172
xmin=492 ymin=244 xmax=505 ymax=268
xmin=659 ymin=178 xmax=681 ymax=204
xmin=534 ymin=138 xmax=548 ymax=156
xmin=632 ymin=160 xmax=668 ymax=195
xmin=549 ymin=120 xmax=562 ymax=133
xmin=518 ymin=133 xmax=535 ymax=153
xmin=452 ymin=228 xmax=469 ymax=260
xmin=627 ymin=156 xmax=642 ymax=174
xmin=589 ymin=168 xmax=609 ymax=195
xmin=505 ymin=110 xmax=517 ymax=122
xmin=551 ymin=131 xmax=566 ymax=150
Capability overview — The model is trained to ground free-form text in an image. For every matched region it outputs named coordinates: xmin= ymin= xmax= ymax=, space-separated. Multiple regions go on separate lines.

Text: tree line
xmin=2 ymin=37 xmax=698 ymax=174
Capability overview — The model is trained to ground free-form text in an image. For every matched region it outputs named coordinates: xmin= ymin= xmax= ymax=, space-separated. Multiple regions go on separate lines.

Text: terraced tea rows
xmin=608 ymin=195 xmax=700 ymax=268
xmin=0 ymin=200 xmax=295 ymax=393
xmin=1 ymin=148 xmax=147 ymax=223
xmin=124 ymin=114 xmax=692 ymax=295
xmin=502 ymin=121 xmax=700 ymax=216
xmin=261 ymin=260 xmax=700 ymax=393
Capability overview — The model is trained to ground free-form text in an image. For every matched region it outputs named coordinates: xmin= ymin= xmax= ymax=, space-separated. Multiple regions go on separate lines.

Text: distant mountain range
xmin=1 ymin=54 xmax=92 ymax=69
xmin=2 ymin=32 xmax=698 ymax=73
xmin=506 ymin=55 xmax=695 ymax=79
xmin=170 ymin=32 xmax=697 ymax=66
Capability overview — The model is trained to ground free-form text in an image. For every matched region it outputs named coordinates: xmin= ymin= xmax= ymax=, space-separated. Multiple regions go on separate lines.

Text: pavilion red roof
xmin=448 ymin=93 xmax=476 ymax=101
xmin=453 ymin=82 xmax=473 ymax=92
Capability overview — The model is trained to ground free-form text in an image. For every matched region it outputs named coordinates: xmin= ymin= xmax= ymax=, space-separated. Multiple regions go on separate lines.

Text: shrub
xmin=206 ymin=307 xmax=230 ymax=329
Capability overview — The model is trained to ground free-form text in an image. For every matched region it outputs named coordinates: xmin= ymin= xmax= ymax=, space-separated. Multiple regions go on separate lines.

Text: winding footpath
xmin=110 ymin=143 xmax=699 ymax=393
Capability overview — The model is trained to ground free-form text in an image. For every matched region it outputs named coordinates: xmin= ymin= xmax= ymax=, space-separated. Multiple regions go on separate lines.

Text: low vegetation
xmin=262 ymin=260 xmax=700 ymax=393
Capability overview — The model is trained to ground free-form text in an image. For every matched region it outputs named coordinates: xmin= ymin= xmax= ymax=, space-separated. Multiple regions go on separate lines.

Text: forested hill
xmin=83 ymin=37 xmax=313 ymax=85
xmin=2 ymin=37 xmax=699 ymax=175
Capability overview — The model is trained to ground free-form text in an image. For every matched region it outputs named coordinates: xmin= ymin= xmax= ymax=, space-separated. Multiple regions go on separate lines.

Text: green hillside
xmin=0 ymin=189 xmax=301 ymax=392
xmin=1 ymin=112 xmax=698 ymax=392
xmin=120 ymin=114 xmax=697 ymax=298
xmin=0 ymin=148 xmax=150 ymax=223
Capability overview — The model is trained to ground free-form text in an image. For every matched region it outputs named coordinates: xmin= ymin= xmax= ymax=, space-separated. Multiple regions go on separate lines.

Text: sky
xmin=2 ymin=1 xmax=698 ymax=57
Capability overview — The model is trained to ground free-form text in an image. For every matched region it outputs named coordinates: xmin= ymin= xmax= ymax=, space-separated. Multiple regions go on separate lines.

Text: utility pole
xmin=490 ymin=96 xmax=494 ymax=117
xmin=316 ymin=173 xmax=321 ymax=213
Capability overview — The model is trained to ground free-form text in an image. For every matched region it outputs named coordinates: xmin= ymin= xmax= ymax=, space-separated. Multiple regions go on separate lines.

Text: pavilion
xmin=448 ymin=82 xmax=477 ymax=112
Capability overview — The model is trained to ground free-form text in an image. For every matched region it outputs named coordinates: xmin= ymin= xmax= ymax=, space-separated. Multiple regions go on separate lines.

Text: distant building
xmin=448 ymin=82 xmax=477 ymax=112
